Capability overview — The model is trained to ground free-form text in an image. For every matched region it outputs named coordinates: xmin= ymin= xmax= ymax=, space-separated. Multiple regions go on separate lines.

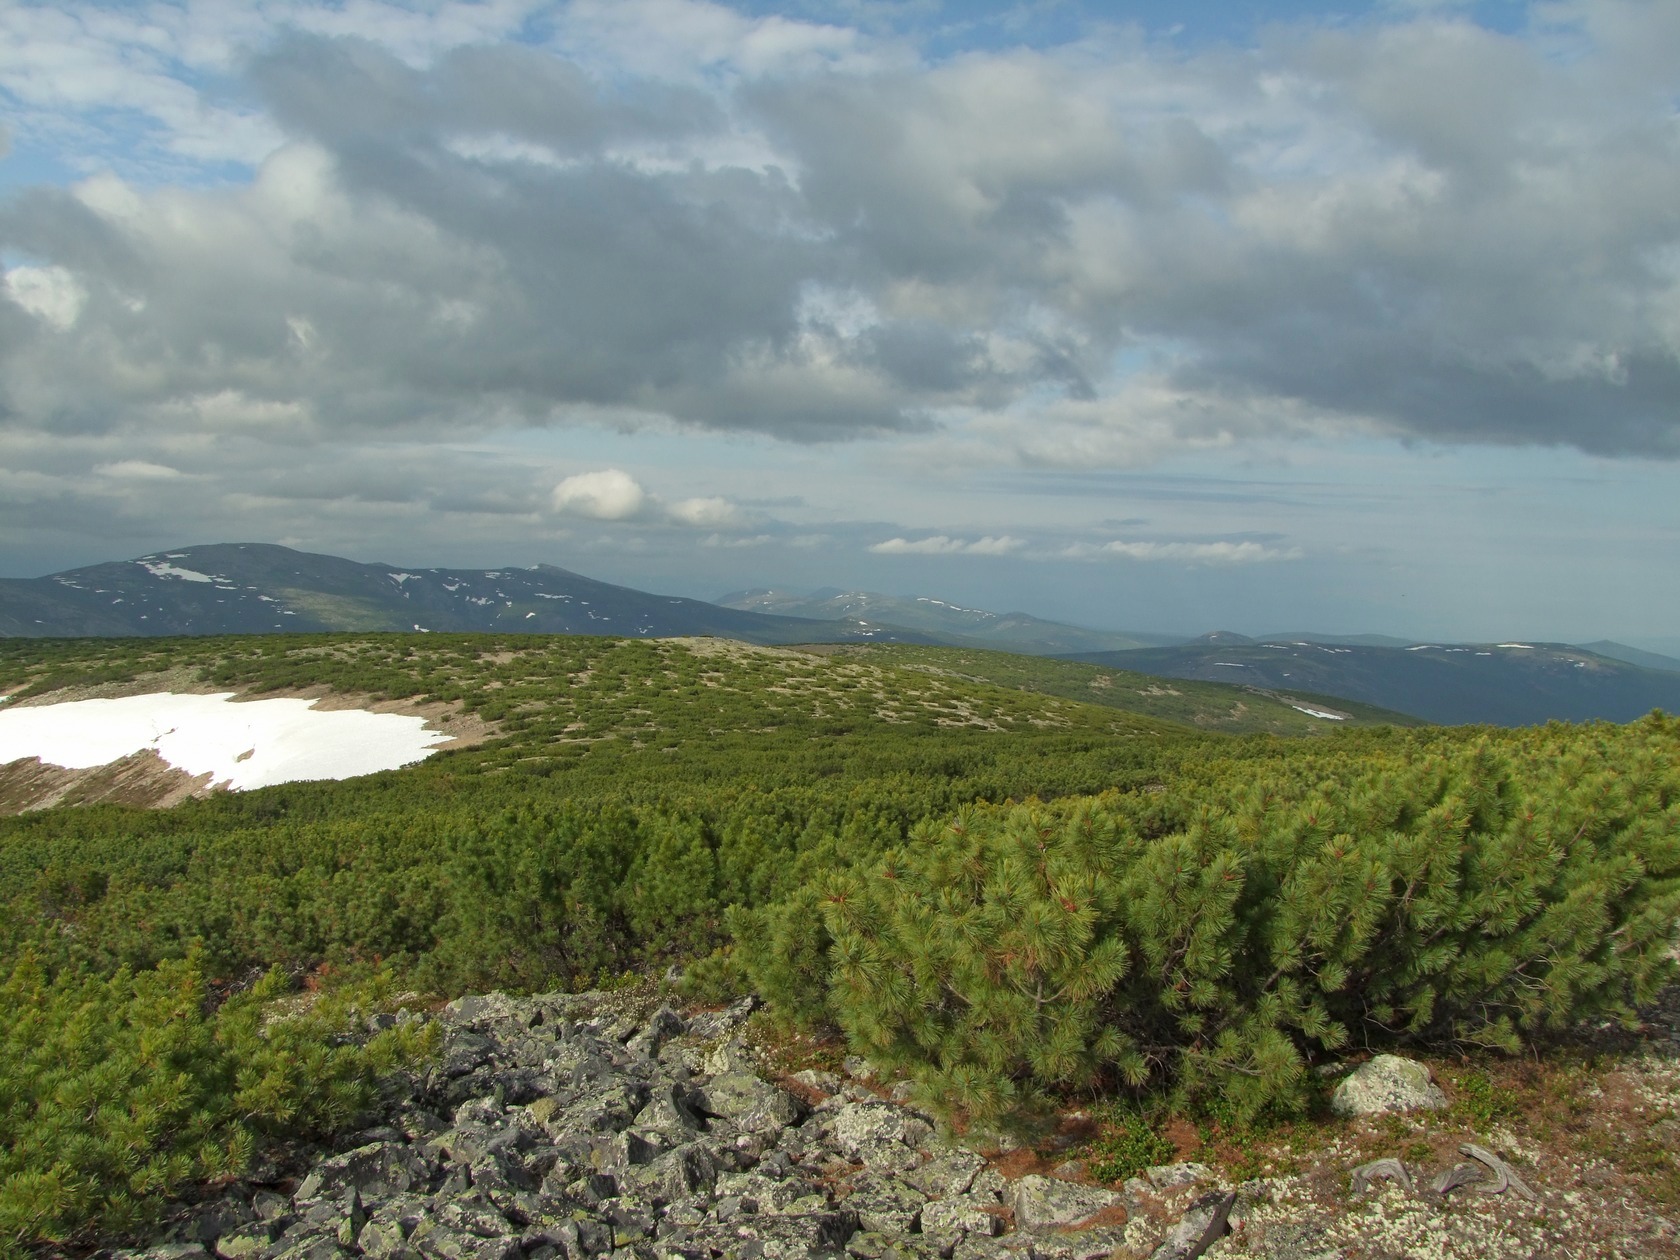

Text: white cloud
xmin=3 ymin=265 xmax=86 ymax=331
xmin=550 ymin=469 xmax=648 ymax=519
xmin=1096 ymin=540 xmax=1301 ymax=565
xmin=869 ymin=535 xmax=1026 ymax=556
xmin=668 ymin=495 xmax=741 ymax=527
xmin=94 ymin=460 xmax=186 ymax=480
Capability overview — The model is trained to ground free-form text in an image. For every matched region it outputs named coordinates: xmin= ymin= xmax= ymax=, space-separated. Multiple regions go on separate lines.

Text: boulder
xmin=1329 ymin=1055 xmax=1447 ymax=1117
xmin=1006 ymin=1176 xmax=1125 ymax=1231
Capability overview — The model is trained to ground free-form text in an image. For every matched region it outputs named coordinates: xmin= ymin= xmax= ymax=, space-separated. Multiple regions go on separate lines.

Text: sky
xmin=1 ymin=0 xmax=1677 ymax=647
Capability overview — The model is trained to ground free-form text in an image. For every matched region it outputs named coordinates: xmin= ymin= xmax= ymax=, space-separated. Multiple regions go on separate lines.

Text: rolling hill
xmin=715 ymin=587 xmax=1178 ymax=655
xmin=0 ymin=544 xmax=936 ymax=645
xmin=1071 ymin=636 xmax=1680 ymax=726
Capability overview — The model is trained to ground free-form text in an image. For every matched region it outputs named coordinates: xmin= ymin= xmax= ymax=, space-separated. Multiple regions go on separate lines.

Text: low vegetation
xmin=0 ymin=633 xmax=1675 ymax=1252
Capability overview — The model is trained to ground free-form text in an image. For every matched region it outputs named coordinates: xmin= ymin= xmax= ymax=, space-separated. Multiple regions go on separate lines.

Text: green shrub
xmin=742 ymin=727 xmax=1680 ymax=1124
xmin=0 ymin=952 xmax=434 ymax=1253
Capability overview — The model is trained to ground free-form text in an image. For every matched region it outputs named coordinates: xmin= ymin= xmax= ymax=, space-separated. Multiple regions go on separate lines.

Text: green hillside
xmin=0 ymin=633 xmax=1675 ymax=1250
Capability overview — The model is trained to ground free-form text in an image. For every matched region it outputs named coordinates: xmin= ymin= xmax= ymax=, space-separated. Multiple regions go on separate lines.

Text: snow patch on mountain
xmin=0 ymin=693 xmax=450 ymax=790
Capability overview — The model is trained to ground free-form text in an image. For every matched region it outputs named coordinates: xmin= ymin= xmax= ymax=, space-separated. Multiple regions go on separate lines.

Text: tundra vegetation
xmin=0 ymin=633 xmax=1675 ymax=1252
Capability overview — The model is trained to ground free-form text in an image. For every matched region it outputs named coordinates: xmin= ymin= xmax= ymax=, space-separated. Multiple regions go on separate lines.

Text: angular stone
xmin=1006 ymin=1176 xmax=1125 ymax=1231
xmin=356 ymin=1218 xmax=412 ymax=1259
xmin=844 ymin=1174 xmax=926 ymax=1234
xmin=634 ymin=1084 xmax=704 ymax=1134
xmin=1144 ymin=1163 xmax=1212 ymax=1190
xmin=1027 ymin=1228 xmax=1132 ymax=1260
xmin=623 ymin=1144 xmax=721 ymax=1203
xmin=295 ymin=1142 xmax=433 ymax=1204
xmin=408 ymin=1218 xmax=522 ymax=1260
xmin=687 ymin=1210 xmax=857 ymax=1258
xmin=830 ymin=1103 xmax=914 ymax=1157
xmin=903 ymin=1151 xmax=986 ymax=1200
xmin=1147 ymin=1190 xmax=1235 ymax=1260
xmin=212 ymin=1224 xmax=277 ymax=1260
xmin=714 ymin=1171 xmax=828 ymax=1214
xmin=918 ymin=1196 xmax=1000 ymax=1252
xmin=1329 ymin=1055 xmax=1447 ymax=1117
xmin=846 ymin=1232 xmax=944 ymax=1260
xmin=697 ymin=1072 xmax=803 ymax=1131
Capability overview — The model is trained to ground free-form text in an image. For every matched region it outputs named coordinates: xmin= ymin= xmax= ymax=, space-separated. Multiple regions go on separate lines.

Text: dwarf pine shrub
xmin=739 ymin=719 xmax=1680 ymax=1123
xmin=0 ymin=951 xmax=434 ymax=1253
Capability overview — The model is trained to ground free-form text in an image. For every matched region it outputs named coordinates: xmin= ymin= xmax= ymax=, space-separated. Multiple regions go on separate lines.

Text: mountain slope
xmin=1071 ymin=638 xmax=1680 ymax=726
xmin=0 ymin=544 xmax=937 ymax=646
xmin=1576 ymin=640 xmax=1680 ymax=675
xmin=716 ymin=587 xmax=1178 ymax=654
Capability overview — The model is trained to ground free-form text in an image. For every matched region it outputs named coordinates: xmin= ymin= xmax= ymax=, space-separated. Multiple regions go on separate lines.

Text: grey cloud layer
xmin=2 ymin=3 xmax=1678 ymax=464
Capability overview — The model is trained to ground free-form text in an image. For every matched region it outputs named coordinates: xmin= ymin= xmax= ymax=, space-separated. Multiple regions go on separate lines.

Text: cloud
xmin=94 ymin=460 xmax=187 ymax=480
xmin=550 ymin=469 xmax=648 ymax=520
xmin=3 ymin=265 xmax=86 ymax=331
xmin=869 ymin=535 xmax=1025 ymax=556
xmin=1093 ymin=540 xmax=1301 ymax=565
xmin=3 ymin=4 xmax=1678 ymax=463
xmin=668 ymin=496 xmax=742 ymax=527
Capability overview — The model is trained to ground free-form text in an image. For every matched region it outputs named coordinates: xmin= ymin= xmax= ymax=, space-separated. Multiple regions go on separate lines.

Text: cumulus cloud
xmin=3 ymin=0 xmax=1680 ymax=591
xmin=1094 ymin=540 xmax=1301 ymax=565
xmin=869 ymin=535 xmax=1026 ymax=556
xmin=2 ymin=1 xmax=1674 ymax=465
xmin=551 ymin=469 xmax=648 ymax=520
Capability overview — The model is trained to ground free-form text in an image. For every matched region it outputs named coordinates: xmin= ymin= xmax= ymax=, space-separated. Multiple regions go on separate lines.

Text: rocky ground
xmin=106 ymin=982 xmax=1680 ymax=1260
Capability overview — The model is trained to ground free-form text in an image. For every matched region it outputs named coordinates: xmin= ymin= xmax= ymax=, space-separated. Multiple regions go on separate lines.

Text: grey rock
xmin=212 ymin=1224 xmax=277 ymax=1260
xmin=697 ymin=1072 xmax=802 ymax=1132
xmin=252 ymin=1190 xmax=292 ymax=1222
xmin=687 ymin=1209 xmax=857 ymax=1258
xmin=845 ymin=1231 xmax=944 ymax=1260
xmin=1145 ymin=1163 xmax=1212 ymax=1190
xmin=844 ymin=1174 xmax=926 ymax=1234
xmin=267 ymin=1239 xmax=351 ymax=1260
xmin=408 ymin=1217 xmax=522 ymax=1260
xmin=624 ymin=1144 xmax=721 ymax=1203
xmin=294 ymin=1142 xmax=433 ymax=1203
xmin=790 ymin=1070 xmax=843 ymax=1096
xmin=685 ymin=997 xmax=758 ymax=1043
xmin=831 ymin=1103 xmax=915 ymax=1157
xmin=1328 ymin=1055 xmax=1447 ymax=1117
xmin=1026 ymin=1228 xmax=1132 ymax=1260
xmin=1006 ymin=1176 xmax=1124 ymax=1231
xmin=634 ymin=1084 xmax=704 ymax=1134
xmin=1147 ymin=1190 xmax=1235 ymax=1260
xmin=918 ymin=1197 xmax=1000 ymax=1253
xmin=902 ymin=1151 xmax=986 ymax=1200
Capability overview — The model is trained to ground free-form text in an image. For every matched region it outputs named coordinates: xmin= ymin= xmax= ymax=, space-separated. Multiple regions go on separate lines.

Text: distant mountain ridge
xmin=715 ymin=587 xmax=1179 ymax=655
xmin=1070 ymin=638 xmax=1680 ymax=727
xmin=0 ymin=544 xmax=938 ymax=646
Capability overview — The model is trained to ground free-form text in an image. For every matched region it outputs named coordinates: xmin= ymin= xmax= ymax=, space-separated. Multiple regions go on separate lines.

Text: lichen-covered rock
xmin=294 ymin=1142 xmax=434 ymax=1203
xmin=1329 ymin=1055 xmax=1448 ymax=1117
xmin=919 ymin=1196 xmax=1002 ymax=1252
xmin=1006 ymin=1175 xmax=1125 ymax=1231
xmin=903 ymin=1151 xmax=987 ymax=1200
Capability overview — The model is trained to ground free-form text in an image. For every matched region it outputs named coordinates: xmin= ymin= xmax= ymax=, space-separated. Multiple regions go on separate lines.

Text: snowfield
xmin=0 ymin=692 xmax=451 ymax=791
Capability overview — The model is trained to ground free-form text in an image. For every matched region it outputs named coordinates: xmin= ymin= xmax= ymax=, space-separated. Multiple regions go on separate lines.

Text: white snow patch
xmin=1496 ymin=643 xmax=1535 ymax=649
xmin=0 ymin=693 xmax=450 ymax=791
xmin=140 ymin=560 xmax=214 ymax=583
xmin=1290 ymin=705 xmax=1347 ymax=720
xmin=1212 ymin=661 xmax=1247 ymax=667
xmin=389 ymin=573 xmax=421 ymax=584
